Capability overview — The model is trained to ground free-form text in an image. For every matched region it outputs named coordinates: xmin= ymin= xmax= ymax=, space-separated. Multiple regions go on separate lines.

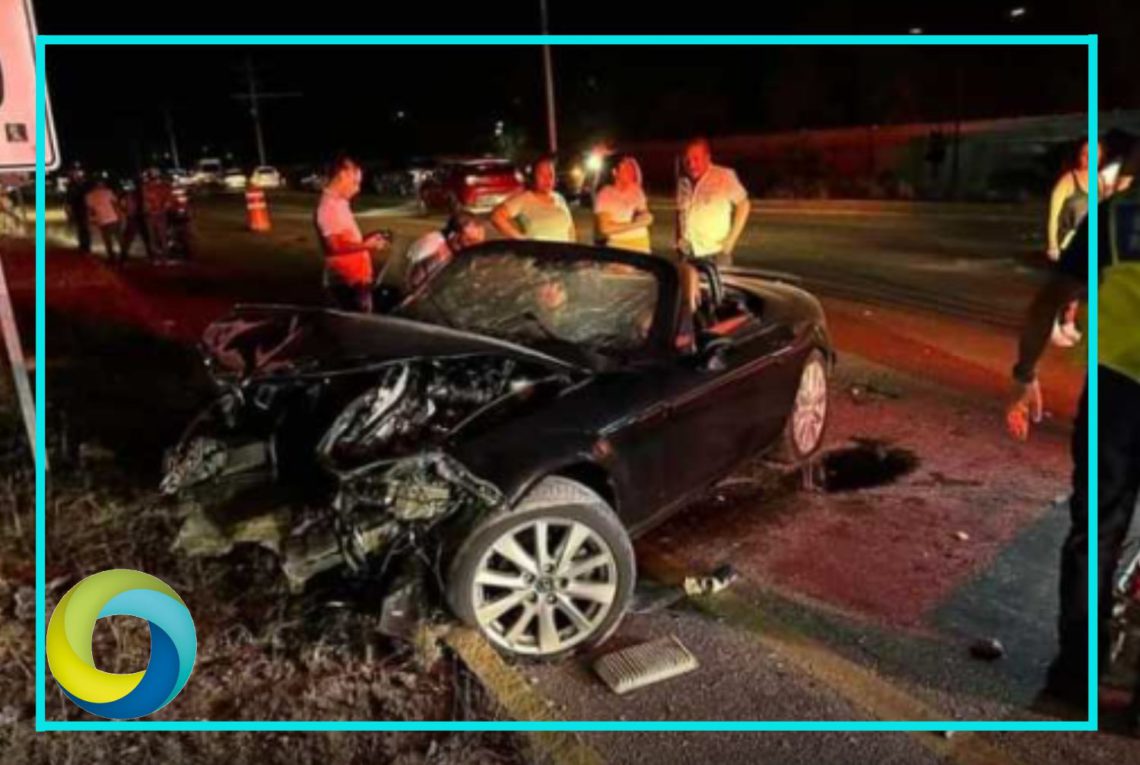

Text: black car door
xmin=650 ymin=322 xmax=800 ymax=521
xmin=586 ymin=370 xmax=670 ymax=522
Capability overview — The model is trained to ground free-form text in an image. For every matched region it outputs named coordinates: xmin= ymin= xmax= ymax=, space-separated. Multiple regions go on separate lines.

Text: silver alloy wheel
xmin=791 ymin=357 xmax=828 ymax=455
xmin=470 ymin=517 xmax=619 ymax=656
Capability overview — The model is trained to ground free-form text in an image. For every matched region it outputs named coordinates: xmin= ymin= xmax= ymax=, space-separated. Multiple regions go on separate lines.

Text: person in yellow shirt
xmin=1008 ymin=143 xmax=1140 ymax=724
xmin=593 ymin=155 xmax=653 ymax=253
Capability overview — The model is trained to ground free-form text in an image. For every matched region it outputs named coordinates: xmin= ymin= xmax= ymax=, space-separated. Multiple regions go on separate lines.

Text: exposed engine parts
xmin=164 ymin=355 xmax=545 ymax=591
xmin=318 ymin=357 xmax=553 ymax=468
xmin=341 ymin=451 xmax=505 ymax=522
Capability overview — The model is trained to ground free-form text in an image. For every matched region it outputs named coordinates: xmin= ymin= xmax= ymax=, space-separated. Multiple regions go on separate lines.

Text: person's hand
xmin=1045 ymin=246 xmax=1060 ymax=261
xmin=634 ymin=211 xmax=654 ymax=227
xmin=363 ymin=233 xmax=389 ymax=251
xmin=1006 ymin=379 xmax=1043 ymax=441
xmin=723 ymin=238 xmax=738 ymax=259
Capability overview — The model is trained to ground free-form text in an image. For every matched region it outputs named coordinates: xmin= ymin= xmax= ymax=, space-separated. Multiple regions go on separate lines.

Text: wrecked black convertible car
xmin=161 ymin=240 xmax=832 ymax=659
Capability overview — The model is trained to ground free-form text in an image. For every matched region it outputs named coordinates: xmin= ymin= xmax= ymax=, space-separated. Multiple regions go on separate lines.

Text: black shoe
xmin=1032 ymin=659 xmax=1089 ymax=719
xmin=1031 ymin=687 xmax=1088 ymax=720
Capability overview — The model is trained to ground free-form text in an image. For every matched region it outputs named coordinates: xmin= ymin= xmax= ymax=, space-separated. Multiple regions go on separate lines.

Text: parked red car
xmin=418 ymin=158 xmax=523 ymax=214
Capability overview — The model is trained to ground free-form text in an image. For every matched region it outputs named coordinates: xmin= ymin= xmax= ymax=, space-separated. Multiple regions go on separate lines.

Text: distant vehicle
xmin=371 ymin=157 xmax=438 ymax=198
xmin=418 ymin=158 xmax=523 ymax=214
xmin=250 ymin=166 xmax=284 ymax=189
xmin=191 ymin=158 xmax=225 ymax=187
xmin=223 ymin=168 xmax=248 ymax=191
xmin=169 ymin=168 xmax=191 ymax=188
xmin=288 ymin=166 xmax=326 ymax=192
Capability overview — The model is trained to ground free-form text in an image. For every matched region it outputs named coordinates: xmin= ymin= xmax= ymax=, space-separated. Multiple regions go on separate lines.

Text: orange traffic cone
xmin=245 ymin=188 xmax=271 ymax=232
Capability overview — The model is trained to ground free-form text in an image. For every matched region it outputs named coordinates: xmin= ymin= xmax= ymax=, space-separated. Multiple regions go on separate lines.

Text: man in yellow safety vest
xmin=1008 ymin=142 xmax=1140 ymax=725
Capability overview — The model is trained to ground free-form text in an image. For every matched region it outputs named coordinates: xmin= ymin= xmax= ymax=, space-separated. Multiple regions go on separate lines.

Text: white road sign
xmin=0 ymin=0 xmax=58 ymax=171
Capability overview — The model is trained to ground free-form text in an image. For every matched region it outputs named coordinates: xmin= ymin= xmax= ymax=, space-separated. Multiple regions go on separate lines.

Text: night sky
xmin=31 ymin=0 xmax=1132 ymax=174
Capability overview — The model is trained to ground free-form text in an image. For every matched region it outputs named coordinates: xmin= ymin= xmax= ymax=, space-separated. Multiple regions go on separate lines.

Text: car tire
xmin=447 ymin=476 xmax=635 ymax=660
xmin=769 ymin=349 xmax=829 ymax=466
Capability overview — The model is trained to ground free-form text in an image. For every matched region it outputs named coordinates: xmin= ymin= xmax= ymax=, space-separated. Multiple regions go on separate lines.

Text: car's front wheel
xmin=447 ymin=476 xmax=634 ymax=660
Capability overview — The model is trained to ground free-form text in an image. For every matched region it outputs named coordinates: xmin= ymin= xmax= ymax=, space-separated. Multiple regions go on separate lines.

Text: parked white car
xmin=249 ymin=166 xmax=284 ymax=189
xmin=223 ymin=168 xmax=249 ymax=191
xmin=190 ymin=158 xmax=224 ymax=187
xmin=169 ymin=168 xmax=191 ymax=188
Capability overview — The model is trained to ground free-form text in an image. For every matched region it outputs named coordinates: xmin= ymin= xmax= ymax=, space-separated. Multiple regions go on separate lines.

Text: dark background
xmin=31 ymin=0 xmax=1132 ymax=173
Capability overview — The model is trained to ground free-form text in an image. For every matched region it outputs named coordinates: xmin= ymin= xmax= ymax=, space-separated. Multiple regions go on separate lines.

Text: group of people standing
xmin=486 ymin=137 xmax=751 ymax=264
xmin=313 ymin=137 xmax=753 ymax=314
xmin=64 ymin=168 xmax=191 ymax=264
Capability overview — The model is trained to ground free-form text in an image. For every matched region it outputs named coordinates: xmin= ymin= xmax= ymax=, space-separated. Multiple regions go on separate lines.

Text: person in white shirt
xmin=491 ymin=155 xmax=576 ymax=243
xmin=593 ymin=154 xmax=653 ymax=253
xmin=314 ymin=155 xmax=389 ymax=312
xmin=675 ymin=137 xmax=751 ymax=266
xmin=84 ymin=180 xmax=124 ymax=263
xmin=403 ymin=212 xmax=486 ymax=291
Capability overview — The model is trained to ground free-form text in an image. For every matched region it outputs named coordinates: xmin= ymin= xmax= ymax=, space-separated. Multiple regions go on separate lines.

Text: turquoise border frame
xmin=33 ymin=33 xmax=1099 ymax=733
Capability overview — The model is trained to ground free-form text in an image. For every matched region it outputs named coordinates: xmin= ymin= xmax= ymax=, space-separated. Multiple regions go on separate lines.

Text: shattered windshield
xmin=398 ymin=249 xmax=661 ymax=356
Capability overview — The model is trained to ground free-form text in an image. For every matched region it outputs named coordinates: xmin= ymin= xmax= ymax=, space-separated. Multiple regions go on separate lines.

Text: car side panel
xmin=448 ymin=371 xmax=668 ymax=524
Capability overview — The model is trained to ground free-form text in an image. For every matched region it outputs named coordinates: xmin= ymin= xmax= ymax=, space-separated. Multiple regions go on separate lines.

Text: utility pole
xmin=539 ymin=0 xmax=558 ymax=154
xmin=230 ymin=57 xmax=301 ymax=167
xmin=246 ymin=57 xmax=267 ymax=167
xmin=163 ymin=108 xmax=182 ymax=169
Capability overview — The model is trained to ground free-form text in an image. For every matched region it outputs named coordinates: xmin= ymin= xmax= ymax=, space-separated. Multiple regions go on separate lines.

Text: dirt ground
xmin=0 ymin=374 xmax=531 ymax=764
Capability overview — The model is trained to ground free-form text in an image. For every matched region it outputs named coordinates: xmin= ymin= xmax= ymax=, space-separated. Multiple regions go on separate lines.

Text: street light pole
xmin=246 ymin=57 xmax=268 ymax=167
xmin=163 ymin=108 xmax=182 ymax=169
xmin=231 ymin=59 xmax=301 ymax=168
xmin=540 ymin=0 xmax=558 ymax=154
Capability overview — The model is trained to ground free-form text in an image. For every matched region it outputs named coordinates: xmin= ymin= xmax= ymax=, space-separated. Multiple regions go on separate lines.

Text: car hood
xmin=201 ymin=304 xmax=582 ymax=382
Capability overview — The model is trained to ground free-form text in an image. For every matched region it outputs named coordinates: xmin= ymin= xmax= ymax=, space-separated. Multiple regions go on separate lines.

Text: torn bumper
xmin=168 ymin=448 xmax=503 ymax=593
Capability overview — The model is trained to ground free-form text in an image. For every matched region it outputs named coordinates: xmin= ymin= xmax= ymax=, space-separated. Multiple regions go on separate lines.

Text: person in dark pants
xmin=119 ymin=181 xmax=144 ymax=259
xmin=142 ymin=169 xmax=174 ymax=263
xmin=1008 ymin=147 xmax=1140 ymax=725
xmin=64 ymin=169 xmax=91 ymax=252
xmin=314 ymin=155 xmax=389 ymax=312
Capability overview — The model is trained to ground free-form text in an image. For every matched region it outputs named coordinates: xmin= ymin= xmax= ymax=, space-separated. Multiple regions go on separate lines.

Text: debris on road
xmin=969 ymin=638 xmax=1006 ymax=661
xmin=683 ymin=563 xmax=740 ymax=597
xmin=593 ymin=636 xmax=699 ymax=695
xmin=847 ymin=380 xmax=902 ymax=405
xmin=954 ymin=531 xmax=971 ymax=543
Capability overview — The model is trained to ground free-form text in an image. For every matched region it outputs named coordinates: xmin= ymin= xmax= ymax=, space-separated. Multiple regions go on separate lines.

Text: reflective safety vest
xmin=1099 ymin=189 xmax=1140 ymax=385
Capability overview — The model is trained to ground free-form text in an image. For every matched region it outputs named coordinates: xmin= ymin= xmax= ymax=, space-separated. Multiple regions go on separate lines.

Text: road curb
xmin=444 ymin=627 xmax=606 ymax=765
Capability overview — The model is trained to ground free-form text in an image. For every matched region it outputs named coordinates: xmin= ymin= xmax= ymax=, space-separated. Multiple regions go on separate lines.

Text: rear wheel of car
xmin=770 ymin=349 xmax=829 ymax=466
xmin=447 ymin=476 xmax=634 ymax=660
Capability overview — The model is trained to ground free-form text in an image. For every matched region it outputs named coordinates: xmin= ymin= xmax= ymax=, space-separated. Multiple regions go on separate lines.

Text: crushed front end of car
xmin=160 ymin=308 xmax=576 ymax=632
